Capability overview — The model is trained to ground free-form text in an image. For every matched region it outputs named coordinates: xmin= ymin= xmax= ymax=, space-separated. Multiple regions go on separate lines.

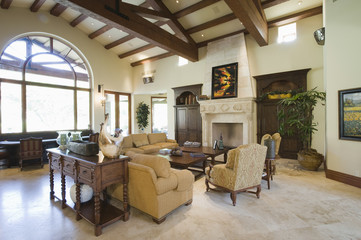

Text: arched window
xmin=0 ymin=35 xmax=91 ymax=133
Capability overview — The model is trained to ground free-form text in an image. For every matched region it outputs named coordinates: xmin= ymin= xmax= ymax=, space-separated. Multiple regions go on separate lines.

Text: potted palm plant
xmin=277 ymin=88 xmax=326 ymax=170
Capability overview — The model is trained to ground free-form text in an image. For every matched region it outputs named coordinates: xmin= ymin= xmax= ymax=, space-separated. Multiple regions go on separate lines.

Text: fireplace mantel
xmin=199 ymin=98 xmax=256 ymax=147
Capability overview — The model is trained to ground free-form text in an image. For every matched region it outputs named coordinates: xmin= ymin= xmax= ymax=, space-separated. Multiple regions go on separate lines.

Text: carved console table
xmin=47 ymin=148 xmax=130 ymax=236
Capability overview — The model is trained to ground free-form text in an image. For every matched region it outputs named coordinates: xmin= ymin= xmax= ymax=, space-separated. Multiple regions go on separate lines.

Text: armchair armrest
xmin=171 ymin=169 xmax=194 ymax=192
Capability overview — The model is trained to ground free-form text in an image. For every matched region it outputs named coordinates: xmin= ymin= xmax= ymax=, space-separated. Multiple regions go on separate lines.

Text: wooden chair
xmin=19 ymin=137 xmax=43 ymax=171
xmin=205 ymin=144 xmax=267 ymax=206
xmin=89 ymin=133 xmax=99 ymax=143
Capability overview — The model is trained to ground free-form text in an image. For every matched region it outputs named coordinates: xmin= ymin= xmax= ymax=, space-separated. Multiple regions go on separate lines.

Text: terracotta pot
xmin=297 ymin=149 xmax=324 ymax=171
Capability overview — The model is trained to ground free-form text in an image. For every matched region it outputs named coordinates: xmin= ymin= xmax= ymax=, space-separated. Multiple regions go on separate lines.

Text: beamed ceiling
xmin=1 ymin=0 xmax=323 ymax=67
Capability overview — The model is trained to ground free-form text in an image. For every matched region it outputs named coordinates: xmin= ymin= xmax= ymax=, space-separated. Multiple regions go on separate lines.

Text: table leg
xmin=266 ymin=159 xmax=271 ymax=190
xmin=94 ymin=192 xmax=101 ymax=236
xmin=49 ymin=167 xmax=54 ymax=200
xmin=75 ymin=182 xmax=81 ymax=221
xmin=61 ymin=173 xmax=66 ymax=209
xmin=211 ymin=156 xmax=215 ymax=165
xmin=123 ymin=182 xmax=129 ymax=221
xmin=202 ymin=159 xmax=206 ymax=174
xmin=224 ymin=152 xmax=228 ymax=163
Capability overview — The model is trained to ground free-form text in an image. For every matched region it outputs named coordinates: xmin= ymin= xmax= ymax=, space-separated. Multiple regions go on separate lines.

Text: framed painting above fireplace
xmin=211 ymin=62 xmax=238 ymax=99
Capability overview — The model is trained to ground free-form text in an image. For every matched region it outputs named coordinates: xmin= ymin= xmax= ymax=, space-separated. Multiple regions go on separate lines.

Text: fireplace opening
xmin=212 ymin=123 xmax=243 ymax=148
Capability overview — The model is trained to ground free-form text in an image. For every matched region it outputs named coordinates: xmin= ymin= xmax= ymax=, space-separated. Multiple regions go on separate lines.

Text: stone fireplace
xmin=199 ymin=33 xmax=255 ymax=147
xmin=199 ymin=98 xmax=255 ymax=147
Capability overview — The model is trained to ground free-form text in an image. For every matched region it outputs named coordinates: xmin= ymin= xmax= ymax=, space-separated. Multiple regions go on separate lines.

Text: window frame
xmin=151 ymin=96 xmax=168 ymax=134
xmin=0 ymin=35 xmax=92 ymax=134
xmin=104 ymin=90 xmax=132 ymax=135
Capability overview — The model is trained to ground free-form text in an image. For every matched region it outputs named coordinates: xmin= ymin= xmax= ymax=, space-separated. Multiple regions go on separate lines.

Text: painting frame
xmin=211 ymin=62 xmax=238 ymax=99
xmin=339 ymin=87 xmax=361 ymax=141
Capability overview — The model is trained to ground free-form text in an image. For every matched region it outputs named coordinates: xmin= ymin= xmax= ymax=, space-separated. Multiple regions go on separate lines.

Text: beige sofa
xmin=107 ymin=152 xmax=194 ymax=223
xmin=122 ymin=133 xmax=178 ymax=154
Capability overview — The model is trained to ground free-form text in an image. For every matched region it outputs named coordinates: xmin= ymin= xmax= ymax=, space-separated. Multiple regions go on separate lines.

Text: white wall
xmin=132 ymin=15 xmax=325 ymax=152
xmin=0 ymin=8 xmax=133 ymax=132
xmin=325 ymin=0 xmax=361 ymax=177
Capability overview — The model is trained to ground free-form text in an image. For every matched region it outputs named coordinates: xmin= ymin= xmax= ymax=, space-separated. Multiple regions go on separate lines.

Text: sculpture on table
xmin=99 ymin=114 xmax=124 ymax=158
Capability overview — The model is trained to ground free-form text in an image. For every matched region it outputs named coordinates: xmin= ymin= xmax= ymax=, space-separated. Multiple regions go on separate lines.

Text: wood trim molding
xmin=118 ymin=44 xmax=154 ymax=59
xmin=50 ymin=3 xmax=67 ymax=16
xmin=326 ymin=169 xmax=361 ymax=189
xmin=105 ymin=35 xmax=134 ymax=50
xmin=186 ymin=13 xmax=237 ymax=34
xmin=173 ymin=0 xmax=221 ymax=19
xmin=268 ymin=6 xmax=322 ymax=28
xmin=88 ymin=25 xmax=112 ymax=39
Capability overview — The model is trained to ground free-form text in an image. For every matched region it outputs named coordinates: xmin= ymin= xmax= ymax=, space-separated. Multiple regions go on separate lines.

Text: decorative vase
xmin=297 ymin=149 xmax=324 ymax=171
xmin=70 ymin=131 xmax=82 ymax=142
xmin=56 ymin=131 xmax=69 ymax=150
xmin=70 ymin=183 xmax=93 ymax=203
xmin=99 ymin=114 xmax=124 ymax=158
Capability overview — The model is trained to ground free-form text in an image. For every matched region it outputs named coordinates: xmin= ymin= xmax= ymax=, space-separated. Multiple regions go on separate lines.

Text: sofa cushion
xmin=130 ymin=153 xmax=170 ymax=178
xmin=123 ymin=147 xmax=144 ymax=155
xmin=132 ymin=133 xmax=149 ymax=147
xmin=154 ymin=142 xmax=179 ymax=149
xmin=122 ymin=136 xmax=133 ymax=148
xmin=148 ymin=133 xmax=167 ymax=144
xmin=138 ymin=145 xmax=161 ymax=154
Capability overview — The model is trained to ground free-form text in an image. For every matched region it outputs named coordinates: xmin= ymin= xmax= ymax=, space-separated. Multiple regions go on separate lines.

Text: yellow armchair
xmin=205 ymin=144 xmax=267 ymax=206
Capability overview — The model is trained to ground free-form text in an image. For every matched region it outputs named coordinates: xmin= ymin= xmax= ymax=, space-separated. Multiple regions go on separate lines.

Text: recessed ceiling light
xmin=201 ymin=34 xmax=204 ymax=37
xmin=298 ymin=0 xmax=303 ymax=5
xmin=176 ymin=0 xmax=179 ymax=3
xmin=91 ymin=22 xmax=94 ymax=25
xmin=108 ymin=35 xmax=111 ymax=38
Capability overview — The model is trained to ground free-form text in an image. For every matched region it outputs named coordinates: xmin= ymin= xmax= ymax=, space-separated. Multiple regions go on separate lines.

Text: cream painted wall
xmin=325 ymin=0 xmax=361 ymax=177
xmin=246 ymin=14 xmax=325 ymax=154
xmin=132 ymin=48 xmax=207 ymax=139
xmin=0 ymin=8 xmax=133 ymax=132
xmin=132 ymin=15 xmax=325 ymax=152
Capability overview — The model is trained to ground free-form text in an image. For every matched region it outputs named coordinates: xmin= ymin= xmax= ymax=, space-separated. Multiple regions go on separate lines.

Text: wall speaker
xmin=314 ymin=27 xmax=325 ymax=45
xmin=143 ymin=77 xmax=153 ymax=84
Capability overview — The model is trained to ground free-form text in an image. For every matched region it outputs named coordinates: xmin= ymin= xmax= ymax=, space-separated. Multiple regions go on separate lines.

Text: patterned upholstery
xmin=206 ymin=143 xmax=267 ymax=206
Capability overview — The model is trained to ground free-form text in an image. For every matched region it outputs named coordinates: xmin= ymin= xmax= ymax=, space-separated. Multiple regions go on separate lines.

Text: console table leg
xmin=49 ymin=168 xmax=54 ymax=200
xmin=61 ymin=173 xmax=66 ymax=209
xmin=94 ymin=192 xmax=101 ymax=236
xmin=123 ymin=182 xmax=129 ymax=221
xmin=75 ymin=182 xmax=81 ymax=221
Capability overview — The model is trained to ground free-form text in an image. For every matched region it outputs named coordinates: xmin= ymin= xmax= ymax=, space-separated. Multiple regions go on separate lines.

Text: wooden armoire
xmin=172 ymin=84 xmax=202 ymax=146
xmin=254 ymin=69 xmax=310 ymax=159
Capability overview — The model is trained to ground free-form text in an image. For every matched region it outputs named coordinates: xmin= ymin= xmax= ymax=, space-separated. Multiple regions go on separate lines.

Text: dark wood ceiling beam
xmin=30 ymin=0 xmax=46 ymax=12
xmin=224 ymin=0 xmax=268 ymax=46
xmin=173 ymin=0 xmax=221 ymax=18
xmin=197 ymin=5 xmax=322 ymax=48
xmin=70 ymin=14 xmax=87 ymax=27
xmin=50 ymin=3 xmax=67 ymax=16
xmin=105 ymin=35 xmax=135 ymax=50
xmin=187 ymin=13 xmax=237 ymax=34
xmin=1 ymin=0 xmax=13 ymax=9
xmin=262 ymin=0 xmax=290 ymax=9
xmin=54 ymin=0 xmax=198 ymax=61
xmin=147 ymin=0 xmax=196 ymax=45
xmin=268 ymin=6 xmax=322 ymax=28
xmin=131 ymin=52 xmax=174 ymax=67
xmin=88 ymin=25 xmax=112 ymax=39
xmin=118 ymin=44 xmax=154 ymax=59
xmin=119 ymin=2 xmax=170 ymax=21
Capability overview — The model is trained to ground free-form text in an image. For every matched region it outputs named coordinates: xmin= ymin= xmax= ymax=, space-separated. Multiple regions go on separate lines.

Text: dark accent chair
xmin=89 ymin=133 xmax=99 ymax=143
xmin=19 ymin=137 xmax=43 ymax=171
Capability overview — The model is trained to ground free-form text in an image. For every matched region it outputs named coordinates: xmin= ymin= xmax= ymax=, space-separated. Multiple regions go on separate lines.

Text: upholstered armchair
xmin=205 ymin=144 xmax=267 ymax=206
xmin=107 ymin=152 xmax=194 ymax=223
